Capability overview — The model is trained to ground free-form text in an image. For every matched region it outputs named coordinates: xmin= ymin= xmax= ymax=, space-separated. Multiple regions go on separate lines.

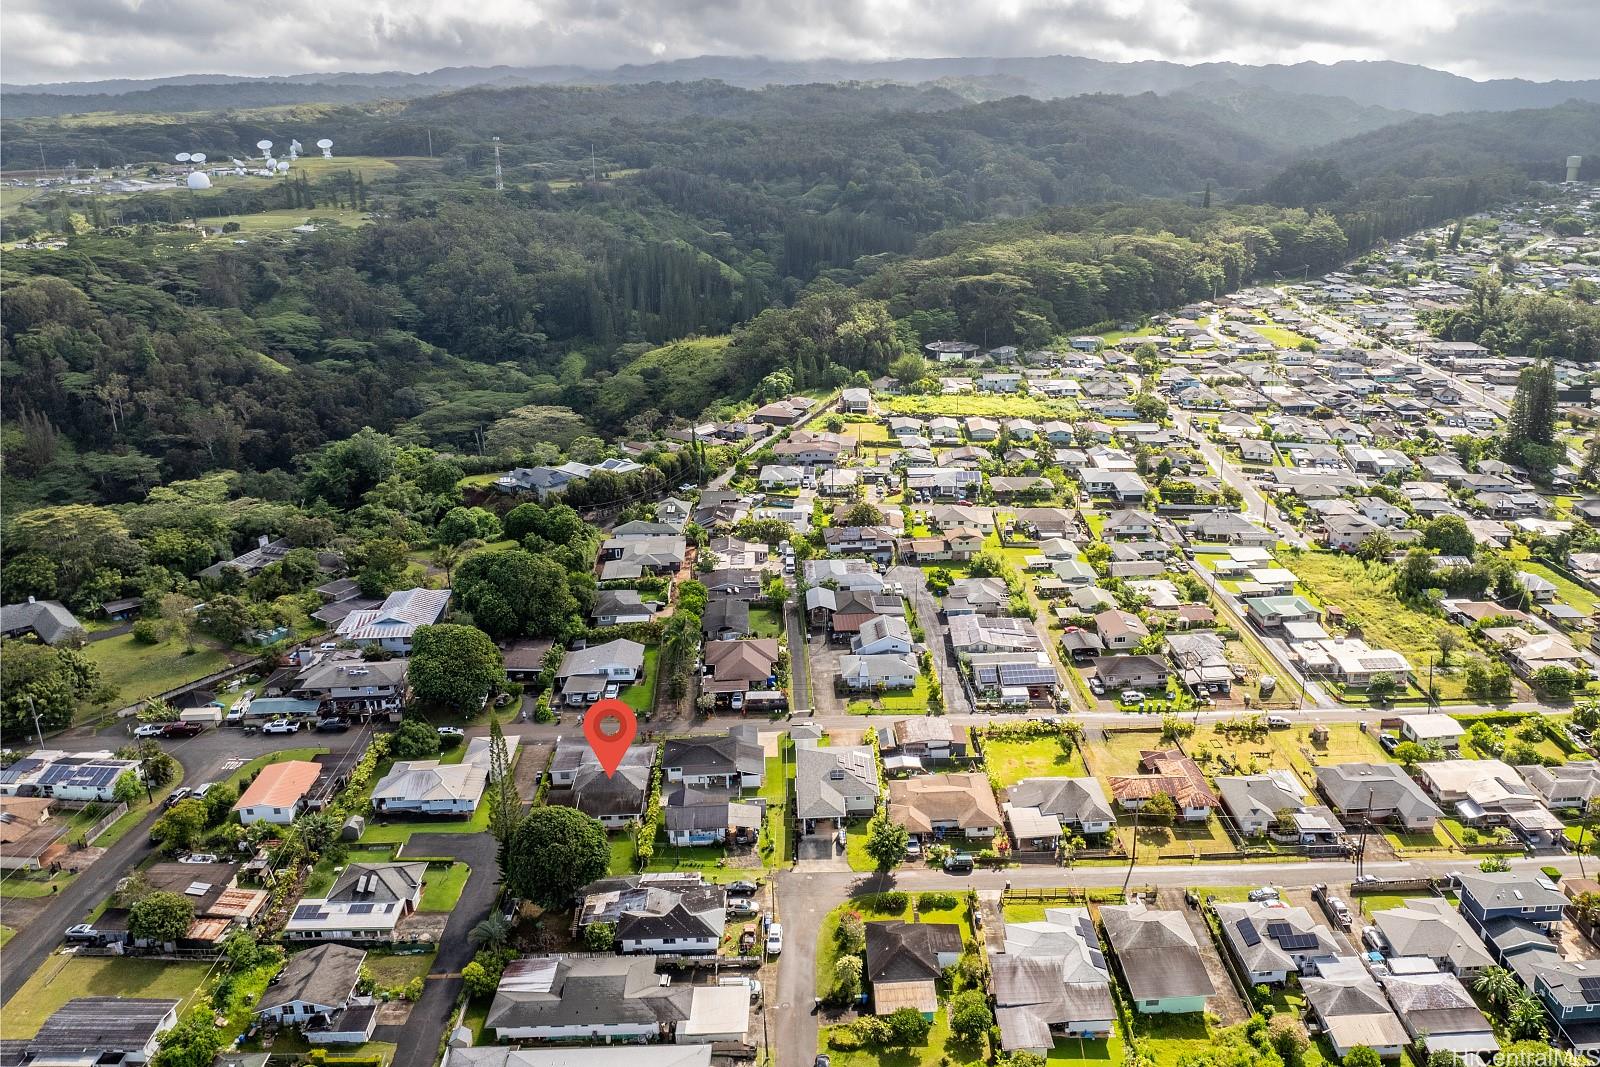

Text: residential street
xmin=889 ymin=564 xmax=973 ymax=715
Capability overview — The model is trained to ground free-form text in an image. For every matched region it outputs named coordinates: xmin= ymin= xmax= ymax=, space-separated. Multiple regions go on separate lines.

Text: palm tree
xmin=1572 ymin=891 xmax=1600 ymax=929
xmin=431 ymin=543 xmax=461 ymax=584
xmin=1472 ymin=966 xmax=1519 ymax=1010
xmin=470 ymin=912 xmax=512 ymax=949
xmin=1506 ymin=990 xmax=1549 ymax=1041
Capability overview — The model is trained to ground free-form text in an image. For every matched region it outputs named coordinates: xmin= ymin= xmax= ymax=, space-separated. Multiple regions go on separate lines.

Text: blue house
xmin=1529 ymin=958 xmax=1600 ymax=1056
xmin=1456 ymin=872 xmax=1567 ymax=933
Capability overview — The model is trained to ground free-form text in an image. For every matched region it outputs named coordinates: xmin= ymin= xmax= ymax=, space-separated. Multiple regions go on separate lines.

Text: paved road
xmin=0 ymin=723 xmax=293 ymax=1005
xmin=381 ymin=832 xmax=499 ymax=1067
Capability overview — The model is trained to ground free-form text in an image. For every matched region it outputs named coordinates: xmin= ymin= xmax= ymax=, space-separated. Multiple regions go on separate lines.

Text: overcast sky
xmin=4 ymin=0 xmax=1598 ymax=85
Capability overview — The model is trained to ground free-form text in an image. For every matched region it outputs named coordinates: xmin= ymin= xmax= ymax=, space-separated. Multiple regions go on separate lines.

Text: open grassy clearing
xmin=420 ymin=862 xmax=470 ymax=911
xmin=847 ymin=675 xmax=934 ymax=715
xmin=983 ymin=735 xmax=1089 ymax=787
xmin=886 ymin=395 xmax=1081 ymax=420
xmin=1 ymin=957 xmax=212 ymax=1038
xmin=198 ymin=207 xmax=368 ymax=234
xmin=78 ymin=630 xmax=234 ymax=722
xmin=0 ymin=867 xmax=74 ymax=899
xmin=1081 ymin=730 xmax=1166 ymax=777
xmin=1285 ymin=552 xmax=1477 ymax=701
xmin=365 ymin=950 xmax=436 ymax=989
xmin=748 ymin=607 xmax=785 ymax=638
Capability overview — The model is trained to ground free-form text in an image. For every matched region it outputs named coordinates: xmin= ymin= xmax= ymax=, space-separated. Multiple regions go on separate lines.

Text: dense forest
xmin=3 ymin=82 xmax=1597 ymax=520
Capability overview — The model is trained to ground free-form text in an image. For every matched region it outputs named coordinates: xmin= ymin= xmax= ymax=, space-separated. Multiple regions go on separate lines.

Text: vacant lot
xmin=420 ymin=863 xmax=470 ymax=911
xmin=1286 ymin=552 xmax=1477 ymax=701
xmin=983 ymin=735 xmax=1089 ymax=787
xmin=80 ymin=630 xmax=235 ymax=722
xmin=2 ymin=957 xmax=211 ymax=1037
xmin=1081 ymin=729 xmax=1165 ymax=777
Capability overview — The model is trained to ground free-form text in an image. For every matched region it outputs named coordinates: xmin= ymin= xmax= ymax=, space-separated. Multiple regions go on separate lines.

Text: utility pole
xmin=26 ymin=695 xmax=45 ymax=749
xmin=492 ymin=136 xmax=504 ymax=192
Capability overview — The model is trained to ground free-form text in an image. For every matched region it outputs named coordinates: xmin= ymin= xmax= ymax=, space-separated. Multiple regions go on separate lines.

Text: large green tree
xmin=453 ymin=550 xmax=579 ymax=639
xmin=1 ymin=641 xmax=100 ymax=738
xmin=129 ymin=890 xmax=196 ymax=943
xmin=409 ymin=624 xmax=503 ymax=712
xmin=504 ymin=806 xmax=609 ymax=909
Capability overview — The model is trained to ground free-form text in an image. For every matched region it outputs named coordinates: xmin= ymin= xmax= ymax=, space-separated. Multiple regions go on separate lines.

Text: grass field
xmin=983 ymin=735 xmax=1090 ymax=788
xmin=886 ymin=395 xmax=1081 ymax=420
xmin=1 ymin=957 xmax=212 ymax=1038
xmin=747 ymin=607 xmax=785 ymax=639
xmin=1252 ymin=324 xmax=1316 ymax=349
xmin=198 ymin=207 xmax=368 ymax=234
xmin=420 ymin=863 xmax=470 ymax=911
xmin=361 ymin=798 xmax=490 ymax=843
xmin=0 ymin=867 xmax=73 ymax=899
xmin=365 ymin=950 xmax=436 ymax=989
xmin=79 ymin=630 xmax=234 ymax=723
xmin=1082 ymin=730 xmax=1166 ymax=777
xmin=847 ymin=676 xmax=933 ymax=715
xmin=1510 ymin=555 xmax=1600 ymax=615
xmin=1286 ymin=552 xmax=1477 ymax=701
xmin=759 ymin=756 xmax=791 ymax=867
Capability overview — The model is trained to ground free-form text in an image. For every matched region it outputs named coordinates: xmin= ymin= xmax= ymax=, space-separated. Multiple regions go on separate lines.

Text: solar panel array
xmin=1278 ymin=932 xmax=1321 ymax=952
xmin=1265 ymin=921 xmax=1293 ymax=937
xmin=347 ymin=902 xmax=374 ymax=915
xmin=292 ymin=904 xmax=326 ymax=921
xmin=1580 ymin=976 xmax=1600 ymax=1004
xmin=1236 ymin=918 xmax=1261 ymax=946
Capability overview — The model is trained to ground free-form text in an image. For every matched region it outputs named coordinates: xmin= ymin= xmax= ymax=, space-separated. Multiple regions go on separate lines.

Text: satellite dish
xmin=186 ymin=171 xmax=212 ymax=190
xmin=191 ymin=152 xmax=207 ymax=164
xmin=316 ymin=138 xmax=334 ymax=158
xmin=276 ymin=160 xmax=291 ymax=173
xmin=175 ymin=152 xmax=192 ymax=163
xmin=256 ymin=139 xmax=273 ymax=152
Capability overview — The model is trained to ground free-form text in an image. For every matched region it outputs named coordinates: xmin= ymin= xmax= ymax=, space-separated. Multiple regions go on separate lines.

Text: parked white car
xmin=765 ymin=922 xmax=783 ymax=955
xmin=133 ymin=722 xmax=168 ymax=737
xmin=262 ymin=718 xmax=299 ymax=734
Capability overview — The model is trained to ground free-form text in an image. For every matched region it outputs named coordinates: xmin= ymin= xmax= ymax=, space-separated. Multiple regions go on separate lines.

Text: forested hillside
xmin=2 ymin=82 xmax=1592 ymax=517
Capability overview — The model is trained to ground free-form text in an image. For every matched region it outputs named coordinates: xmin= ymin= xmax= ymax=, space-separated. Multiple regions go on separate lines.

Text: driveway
xmin=381 ymin=832 xmax=499 ymax=1067
xmin=889 ymin=565 xmax=972 ymax=715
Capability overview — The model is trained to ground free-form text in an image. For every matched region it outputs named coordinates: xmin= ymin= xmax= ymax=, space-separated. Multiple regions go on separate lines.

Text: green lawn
xmin=845 ymin=821 xmax=877 ymax=872
xmin=1354 ymin=893 xmax=1436 ymax=916
xmin=620 ymin=647 xmax=660 ymax=714
xmin=1 ymin=957 xmax=213 ymax=1038
xmin=1286 ymin=552 xmax=1478 ymax=701
xmin=0 ymin=868 xmax=74 ymax=899
xmin=1253 ymin=324 xmax=1316 ymax=349
xmin=1513 ymin=558 xmax=1599 ymax=615
xmin=758 ymin=755 xmax=791 ymax=867
xmin=0 ymin=925 xmax=14 ymax=947
xmin=1043 ymin=1034 xmax=1127 ymax=1067
xmin=365 ymin=950 xmax=437 ymax=989
xmin=748 ymin=607 xmax=785 ymax=639
xmin=361 ymin=798 xmax=491 ymax=843
xmin=420 ymin=863 xmax=470 ymax=911
xmin=847 ymin=676 xmax=933 ymax=715
xmin=983 ymin=735 xmax=1089 ymax=788
xmin=197 ymin=207 xmax=368 ymax=234
xmin=608 ymin=832 xmax=638 ymax=875
xmin=78 ymin=631 xmax=233 ymax=724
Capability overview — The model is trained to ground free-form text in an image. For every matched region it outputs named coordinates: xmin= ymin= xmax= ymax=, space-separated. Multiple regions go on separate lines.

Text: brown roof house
xmin=1108 ymin=749 xmax=1218 ymax=822
xmin=888 ymin=773 xmax=1002 ymax=842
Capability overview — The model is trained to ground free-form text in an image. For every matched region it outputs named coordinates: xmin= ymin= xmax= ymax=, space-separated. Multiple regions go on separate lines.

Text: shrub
xmin=131 ymin=619 xmax=164 ymax=644
xmin=872 ymin=891 xmax=908 ymax=914
xmin=918 ymin=891 xmax=959 ymax=911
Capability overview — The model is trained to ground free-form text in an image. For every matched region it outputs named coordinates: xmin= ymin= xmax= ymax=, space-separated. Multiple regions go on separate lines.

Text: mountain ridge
xmin=8 ymin=53 xmax=1599 ymax=115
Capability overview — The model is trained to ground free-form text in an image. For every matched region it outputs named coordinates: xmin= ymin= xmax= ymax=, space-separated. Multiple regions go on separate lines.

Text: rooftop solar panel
xmin=1236 ymin=918 xmax=1261 ymax=946
xmin=347 ymin=902 xmax=374 ymax=914
xmin=1278 ymin=932 xmax=1321 ymax=951
xmin=292 ymin=904 xmax=323 ymax=921
xmin=1265 ymin=921 xmax=1293 ymax=937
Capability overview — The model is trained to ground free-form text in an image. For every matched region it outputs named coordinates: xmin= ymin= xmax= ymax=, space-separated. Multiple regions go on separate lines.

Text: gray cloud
xmin=2 ymin=0 xmax=1596 ymax=85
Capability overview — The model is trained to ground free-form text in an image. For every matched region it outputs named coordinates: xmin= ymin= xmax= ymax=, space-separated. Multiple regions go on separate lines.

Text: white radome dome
xmin=186 ymin=170 xmax=212 ymax=189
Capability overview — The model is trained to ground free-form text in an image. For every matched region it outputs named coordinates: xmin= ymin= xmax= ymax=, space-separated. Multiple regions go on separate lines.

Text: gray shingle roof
xmin=257 ymin=944 xmax=365 ymax=1012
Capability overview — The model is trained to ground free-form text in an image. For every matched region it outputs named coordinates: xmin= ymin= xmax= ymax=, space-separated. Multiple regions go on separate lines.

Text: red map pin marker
xmin=583 ymin=698 xmax=637 ymax=778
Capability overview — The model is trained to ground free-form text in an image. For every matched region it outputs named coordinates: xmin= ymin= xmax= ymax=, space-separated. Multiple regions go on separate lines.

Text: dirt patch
xmin=57 ymin=848 xmax=105 ymax=873
xmin=1559 ymin=920 xmax=1600 ymax=961
xmin=514 ymin=740 xmax=551 ymax=804
xmin=375 ymin=1000 xmax=413 ymax=1026
xmin=394 ymin=913 xmax=448 ymax=943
